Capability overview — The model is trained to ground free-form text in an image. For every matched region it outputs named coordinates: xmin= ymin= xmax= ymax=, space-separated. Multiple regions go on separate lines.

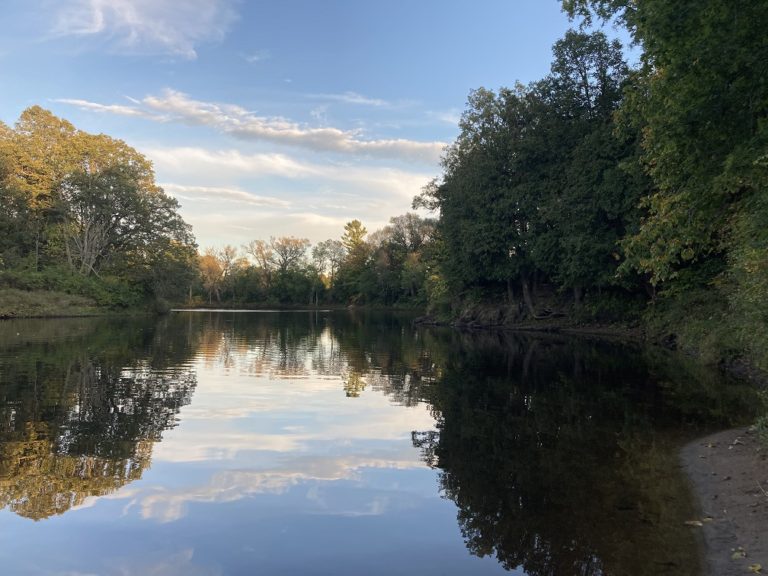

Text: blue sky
xmin=0 ymin=0 xmax=617 ymax=248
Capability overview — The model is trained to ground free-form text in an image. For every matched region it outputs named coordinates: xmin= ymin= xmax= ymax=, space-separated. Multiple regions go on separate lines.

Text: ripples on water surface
xmin=0 ymin=311 xmax=760 ymax=575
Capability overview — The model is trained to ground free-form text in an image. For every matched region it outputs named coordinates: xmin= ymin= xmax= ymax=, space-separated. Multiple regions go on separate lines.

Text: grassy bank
xmin=0 ymin=288 xmax=102 ymax=318
xmin=0 ymin=267 xmax=158 ymax=319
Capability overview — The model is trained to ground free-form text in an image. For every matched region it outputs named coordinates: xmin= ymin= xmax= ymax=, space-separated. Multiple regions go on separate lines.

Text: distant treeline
xmin=195 ymin=215 xmax=437 ymax=307
xmin=0 ymin=105 xmax=437 ymax=310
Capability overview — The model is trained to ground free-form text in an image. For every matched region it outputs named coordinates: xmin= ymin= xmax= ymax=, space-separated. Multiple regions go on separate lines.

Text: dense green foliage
xmin=415 ymin=3 xmax=768 ymax=368
xmin=0 ymin=107 xmax=198 ymax=310
xmin=416 ymin=30 xmax=647 ymax=314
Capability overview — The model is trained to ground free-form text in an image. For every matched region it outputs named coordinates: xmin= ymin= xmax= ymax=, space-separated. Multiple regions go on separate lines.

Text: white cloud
xmin=51 ymin=0 xmax=238 ymax=59
xmin=53 ymin=97 xmax=162 ymax=119
xmin=58 ymin=89 xmax=446 ymax=163
xmin=315 ymin=91 xmax=389 ymax=107
xmin=429 ymin=108 xmax=462 ymax=125
xmin=142 ymin=146 xmax=432 ymax=244
xmin=146 ymin=147 xmax=317 ymax=179
xmin=309 ymin=105 xmax=329 ymax=125
xmin=146 ymin=146 xmax=433 ymax=200
xmin=103 ymin=450 xmax=425 ymax=523
xmin=161 ymin=183 xmax=291 ymax=208
xmin=244 ymin=50 xmax=270 ymax=63
xmin=181 ymin=212 xmax=365 ymax=249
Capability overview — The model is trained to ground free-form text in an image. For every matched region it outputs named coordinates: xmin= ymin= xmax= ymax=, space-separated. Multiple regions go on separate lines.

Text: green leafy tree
xmin=312 ymin=239 xmax=346 ymax=290
xmin=531 ymin=31 xmax=640 ymax=301
xmin=421 ymin=86 xmax=544 ymax=308
xmin=336 ymin=220 xmax=373 ymax=303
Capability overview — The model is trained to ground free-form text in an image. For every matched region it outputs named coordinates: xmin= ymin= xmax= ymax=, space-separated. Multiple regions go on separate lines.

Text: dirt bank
xmin=681 ymin=427 xmax=768 ymax=575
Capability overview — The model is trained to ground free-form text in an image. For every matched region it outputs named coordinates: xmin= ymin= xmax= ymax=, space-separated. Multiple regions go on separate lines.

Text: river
xmin=0 ymin=311 xmax=759 ymax=575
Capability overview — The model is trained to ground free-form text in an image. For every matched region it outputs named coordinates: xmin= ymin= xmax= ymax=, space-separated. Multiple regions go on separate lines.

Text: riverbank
xmin=415 ymin=307 xmax=768 ymax=386
xmin=0 ymin=289 xmax=367 ymax=319
xmin=176 ymin=303 xmax=425 ymax=312
xmin=414 ymin=309 xmax=645 ymax=342
xmin=681 ymin=427 xmax=768 ymax=575
xmin=0 ymin=288 xmax=102 ymax=318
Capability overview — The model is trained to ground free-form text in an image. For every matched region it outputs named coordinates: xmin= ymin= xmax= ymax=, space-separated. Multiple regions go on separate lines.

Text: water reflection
xmin=0 ymin=312 xmax=760 ymax=575
xmin=177 ymin=311 xmax=440 ymax=406
xmin=0 ymin=317 xmax=196 ymax=520
xmin=413 ymin=331 xmax=759 ymax=575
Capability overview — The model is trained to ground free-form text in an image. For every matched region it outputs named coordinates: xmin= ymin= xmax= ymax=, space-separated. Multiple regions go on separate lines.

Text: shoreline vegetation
xmin=0 ymin=288 xmax=101 ymax=319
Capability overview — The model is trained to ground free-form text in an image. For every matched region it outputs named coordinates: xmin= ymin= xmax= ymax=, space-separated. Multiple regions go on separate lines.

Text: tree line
xmin=0 ymin=108 xmax=438 ymax=309
xmin=414 ymin=0 xmax=768 ymax=366
xmin=194 ymin=214 xmax=437 ymax=306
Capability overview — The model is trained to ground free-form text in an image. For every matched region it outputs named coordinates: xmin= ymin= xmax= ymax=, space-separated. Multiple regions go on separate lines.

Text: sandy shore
xmin=681 ymin=427 xmax=768 ymax=575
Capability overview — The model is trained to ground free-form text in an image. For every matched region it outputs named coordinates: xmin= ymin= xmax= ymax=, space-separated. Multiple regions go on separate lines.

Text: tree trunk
xmin=522 ymin=340 xmax=539 ymax=383
xmin=521 ymin=274 xmax=536 ymax=318
xmin=573 ymin=286 xmax=583 ymax=307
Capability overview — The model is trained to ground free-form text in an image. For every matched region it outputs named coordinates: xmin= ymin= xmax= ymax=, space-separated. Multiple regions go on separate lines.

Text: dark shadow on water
xmin=412 ymin=330 xmax=760 ymax=576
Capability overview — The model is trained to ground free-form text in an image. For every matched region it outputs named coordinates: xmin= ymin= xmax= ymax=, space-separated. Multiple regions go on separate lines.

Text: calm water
xmin=0 ymin=311 xmax=760 ymax=575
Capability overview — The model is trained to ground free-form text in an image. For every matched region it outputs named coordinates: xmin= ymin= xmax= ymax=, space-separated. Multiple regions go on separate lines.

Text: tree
xmin=270 ymin=236 xmax=310 ymax=273
xmin=0 ymin=107 xmax=197 ymax=304
xmin=0 ymin=154 xmax=32 ymax=267
xmin=243 ymin=238 xmax=275 ymax=290
xmin=53 ymin=135 xmax=195 ymax=289
xmin=215 ymin=245 xmax=239 ymax=300
xmin=199 ymin=250 xmax=223 ymax=303
xmin=563 ymin=1 xmax=768 ymax=288
xmin=336 ymin=220 xmax=373 ymax=303
xmin=420 ymin=85 xmax=544 ymax=309
xmin=312 ymin=239 xmax=346 ymax=288
xmin=530 ymin=30 xmax=638 ymax=301
xmin=0 ymin=107 xmax=81 ymax=268
xmin=341 ymin=220 xmax=368 ymax=254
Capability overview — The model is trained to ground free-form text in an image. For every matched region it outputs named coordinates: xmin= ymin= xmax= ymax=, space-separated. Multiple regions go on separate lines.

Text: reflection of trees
xmin=0 ymin=426 xmax=153 ymax=520
xmin=342 ymin=371 xmax=366 ymax=397
xmin=0 ymin=311 xmax=438 ymax=520
xmin=152 ymin=312 xmax=761 ymax=574
xmin=0 ymin=318 xmax=197 ymax=520
xmin=178 ymin=311 xmax=443 ymax=405
xmin=413 ymin=333 xmax=760 ymax=576
xmin=329 ymin=311 xmax=444 ymax=405
xmin=189 ymin=312 xmax=321 ymax=378
xmin=8 ymin=307 xmax=758 ymax=575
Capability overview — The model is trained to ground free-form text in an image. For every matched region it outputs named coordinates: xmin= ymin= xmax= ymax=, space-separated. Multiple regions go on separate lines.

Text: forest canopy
xmin=0 ymin=106 xmax=198 ymax=307
xmin=411 ymin=0 xmax=768 ymax=367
